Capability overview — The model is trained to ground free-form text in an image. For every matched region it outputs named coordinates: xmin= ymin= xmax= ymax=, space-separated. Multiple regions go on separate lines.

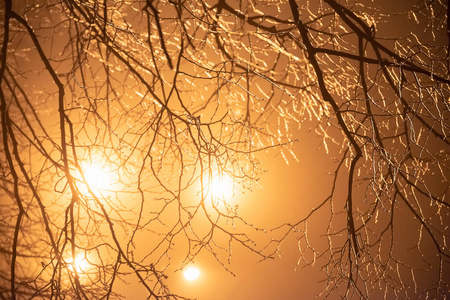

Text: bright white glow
xmin=67 ymin=254 xmax=89 ymax=274
xmin=82 ymin=163 xmax=112 ymax=190
xmin=210 ymin=175 xmax=233 ymax=199
xmin=183 ymin=266 xmax=200 ymax=281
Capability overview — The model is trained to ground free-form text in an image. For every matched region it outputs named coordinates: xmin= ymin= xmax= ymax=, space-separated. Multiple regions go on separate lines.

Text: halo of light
xmin=67 ymin=254 xmax=88 ymax=273
xmin=82 ymin=162 xmax=112 ymax=190
xmin=210 ymin=175 xmax=233 ymax=199
xmin=183 ymin=266 xmax=200 ymax=281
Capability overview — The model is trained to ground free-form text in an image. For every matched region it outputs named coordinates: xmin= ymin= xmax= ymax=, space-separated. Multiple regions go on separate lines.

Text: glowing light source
xmin=82 ymin=162 xmax=112 ymax=190
xmin=210 ymin=175 xmax=233 ymax=199
xmin=67 ymin=254 xmax=89 ymax=274
xmin=183 ymin=266 xmax=200 ymax=281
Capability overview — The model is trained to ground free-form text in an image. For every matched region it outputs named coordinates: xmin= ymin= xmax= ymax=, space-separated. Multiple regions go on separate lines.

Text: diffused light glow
xmin=67 ymin=254 xmax=89 ymax=274
xmin=183 ymin=266 xmax=200 ymax=281
xmin=82 ymin=163 xmax=112 ymax=190
xmin=210 ymin=175 xmax=233 ymax=199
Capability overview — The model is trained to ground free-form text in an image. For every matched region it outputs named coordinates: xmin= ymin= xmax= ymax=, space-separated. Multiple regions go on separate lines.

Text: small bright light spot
xmin=210 ymin=175 xmax=233 ymax=199
xmin=232 ymin=108 xmax=243 ymax=119
xmin=183 ymin=266 xmax=200 ymax=281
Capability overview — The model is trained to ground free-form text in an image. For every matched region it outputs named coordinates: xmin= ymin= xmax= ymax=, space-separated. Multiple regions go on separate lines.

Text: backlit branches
xmin=0 ymin=0 xmax=448 ymax=299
